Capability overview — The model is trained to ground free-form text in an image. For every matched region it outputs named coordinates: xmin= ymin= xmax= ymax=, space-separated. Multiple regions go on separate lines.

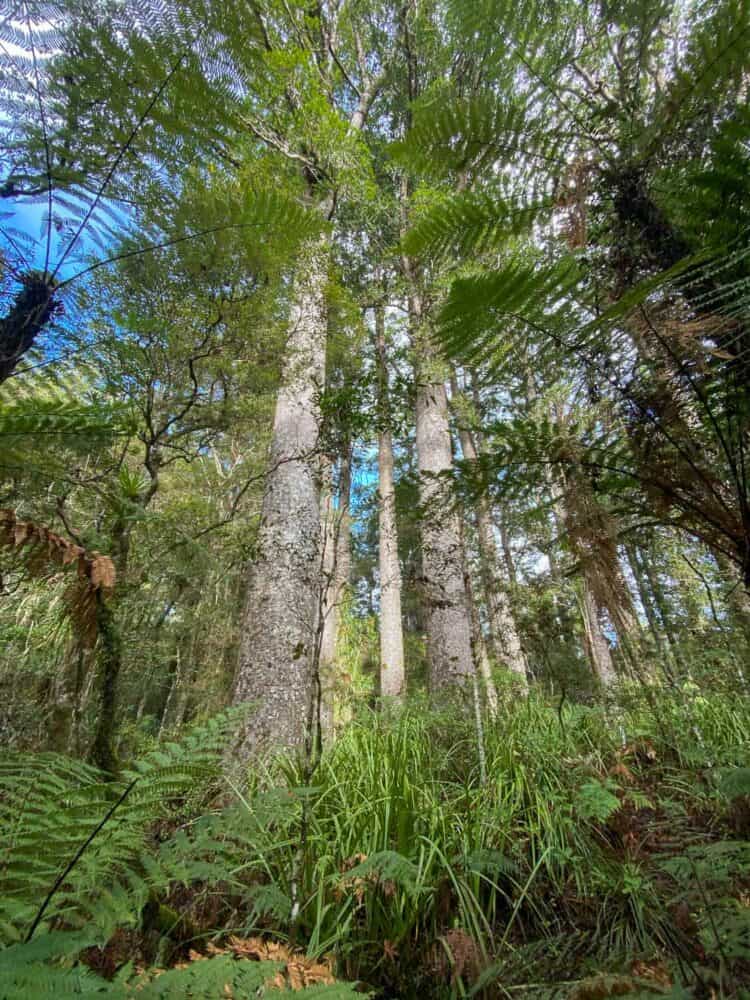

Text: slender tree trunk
xmin=626 ymin=542 xmax=665 ymax=649
xmin=460 ymin=528 xmax=499 ymax=716
xmin=159 ymin=652 xmax=182 ymax=736
xmin=375 ymin=304 xmax=405 ymax=699
xmin=233 ymin=232 xmax=329 ymax=756
xmin=450 ymin=373 xmax=528 ymax=687
xmin=499 ymin=513 xmax=518 ymax=589
xmin=319 ymin=445 xmax=353 ymax=732
xmin=409 ymin=290 xmax=474 ymax=692
xmin=627 ymin=541 xmax=680 ymax=681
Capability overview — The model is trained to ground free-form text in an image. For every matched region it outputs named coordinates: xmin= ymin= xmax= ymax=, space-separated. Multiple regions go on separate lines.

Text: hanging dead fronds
xmin=0 ymin=508 xmax=115 ymax=646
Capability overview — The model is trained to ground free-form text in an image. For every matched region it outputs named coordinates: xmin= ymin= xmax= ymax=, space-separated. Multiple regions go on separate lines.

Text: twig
xmin=26 ymin=778 xmax=138 ymax=942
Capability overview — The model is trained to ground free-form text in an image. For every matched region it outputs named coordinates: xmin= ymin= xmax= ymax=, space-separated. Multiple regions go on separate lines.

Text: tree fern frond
xmin=438 ymin=258 xmax=583 ymax=366
xmin=400 ymin=93 xmax=572 ymax=177
xmin=404 ymin=190 xmax=549 ymax=258
xmin=0 ymin=709 xmax=246 ymax=943
xmin=644 ymin=0 xmax=750 ymax=159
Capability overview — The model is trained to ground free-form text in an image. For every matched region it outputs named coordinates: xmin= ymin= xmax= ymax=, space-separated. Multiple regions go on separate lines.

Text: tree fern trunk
xmin=233 ymin=233 xmax=329 ymax=756
xmin=90 ymin=593 xmax=121 ymax=775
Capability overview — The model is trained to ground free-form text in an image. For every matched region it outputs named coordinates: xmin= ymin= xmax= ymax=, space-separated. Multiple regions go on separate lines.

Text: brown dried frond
xmin=555 ymin=158 xmax=594 ymax=249
xmin=426 ymin=929 xmax=484 ymax=987
xmin=0 ymin=508 xmax=115 ymax=645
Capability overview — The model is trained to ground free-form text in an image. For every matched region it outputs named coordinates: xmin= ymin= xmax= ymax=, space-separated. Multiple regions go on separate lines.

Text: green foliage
xmin=181 ymin=693 xmax=746 ymax=994
xmin=0 ymin=692 xmax=748 ymax=995
xmin=0 ymin=709 xmax=245 ymax=944
xmin=403 ymin=190 xmax=548 ymax=258
xmin=0 ymin=936 xmax=364 ymax=997
xmin=574 ymin=779 xmax=622 ymax=823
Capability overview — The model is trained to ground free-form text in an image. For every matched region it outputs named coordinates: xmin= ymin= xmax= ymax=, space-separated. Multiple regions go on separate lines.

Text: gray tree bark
xmin=233 ymin=235 xmax=329 ymax=756
xmin=409 ymin=290 xmax=474 ymax=692
xmin=450 ymin=374 xmax=528 ymax=687
xmin=319 ymin=446 xmax=353 ymax=732
xmin=375 ymin=304 xmax=405 ymax=699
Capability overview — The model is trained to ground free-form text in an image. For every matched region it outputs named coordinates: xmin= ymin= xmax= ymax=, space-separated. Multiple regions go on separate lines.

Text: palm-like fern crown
xmin=396 ymin=0 xmax=750 ymax=581
xmin=0 ymin=0 xmax=341 ymax=388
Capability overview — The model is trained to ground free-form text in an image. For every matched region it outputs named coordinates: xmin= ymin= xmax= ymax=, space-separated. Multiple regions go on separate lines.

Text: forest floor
xmin=1 ymin=687 xmax=749 ymax=998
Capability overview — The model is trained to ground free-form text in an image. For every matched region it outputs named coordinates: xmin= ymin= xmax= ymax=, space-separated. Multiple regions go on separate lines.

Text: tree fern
xmin=438 ymin=257 xmax=583 ymax=367
xmin=397 ymin=93 xmax=571 ymax=177
xmin=642 ymin=0 xmax=750 ymax=160
xmin=0 ymin=368 xmax=125 ymax=472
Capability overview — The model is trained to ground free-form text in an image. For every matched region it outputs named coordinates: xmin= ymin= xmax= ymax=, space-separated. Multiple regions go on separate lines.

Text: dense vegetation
xmin=1 ymin=0 xmax=749 ymax=995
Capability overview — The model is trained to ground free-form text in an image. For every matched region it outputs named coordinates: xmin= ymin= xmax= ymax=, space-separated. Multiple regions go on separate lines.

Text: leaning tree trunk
xmin=409 ymin=291 xmax=474 ymax=693
xmin=0 ymin=273 xmax=58 ymax=383
xmin=375 ymin=304 xmax=405 ymax=699
xmin=233 ymin=234 xmax=329 ymax=757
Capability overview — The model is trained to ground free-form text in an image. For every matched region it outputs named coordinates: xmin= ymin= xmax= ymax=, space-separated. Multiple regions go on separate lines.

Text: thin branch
xmin=23 ymin=2 xmax=54 ymax=275
xmin=52 ymin=49 xmax=190 ymax=279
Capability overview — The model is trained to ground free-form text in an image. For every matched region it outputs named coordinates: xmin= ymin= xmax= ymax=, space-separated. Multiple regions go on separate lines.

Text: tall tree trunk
xmin=375 ymin=304 xmax=405 ymax=699
xmin=579 ymin=579 xmax=617 ymax=688
xmin=233 ymin=234 xmax=329 ymax=756
xmin=627 ymin=541 xmax=680 ymax=679
xmin=499 ymin=512 xmax=518 ymax=589
xmin=450 ymin=373 xmax=528 ymax=687
xmin=625 ymin=542 xmax=666 ymax=650
xmin=460 ymin=527 xmax=499 ymax=716
xmin=409 ymin=290 xmax=474 ymax=693
xmin=319 ymin=445 xmax=353 ymax=732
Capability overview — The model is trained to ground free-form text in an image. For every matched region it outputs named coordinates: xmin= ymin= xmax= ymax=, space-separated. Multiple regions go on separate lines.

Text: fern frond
xmin=644 ymin=0 xmax=750 ymax=159
xmin=439 ymin=258 xmax=583 ymax=367
xmin=399 ymin=93 xmax=570 ymax=177
xmin=404 ymin=190 xmax=549 ymax=258
xmin=0 ymin=710 xmax=245 ymax=943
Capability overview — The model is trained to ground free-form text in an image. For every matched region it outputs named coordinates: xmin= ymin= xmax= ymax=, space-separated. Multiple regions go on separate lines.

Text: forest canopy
xmin=0 ymin=0 xmax=749 ymax=996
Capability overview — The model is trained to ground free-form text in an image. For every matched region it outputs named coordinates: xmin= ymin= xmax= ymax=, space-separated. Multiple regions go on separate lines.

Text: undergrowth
xmin=1 ymin=686 xmax=749 ymax=998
